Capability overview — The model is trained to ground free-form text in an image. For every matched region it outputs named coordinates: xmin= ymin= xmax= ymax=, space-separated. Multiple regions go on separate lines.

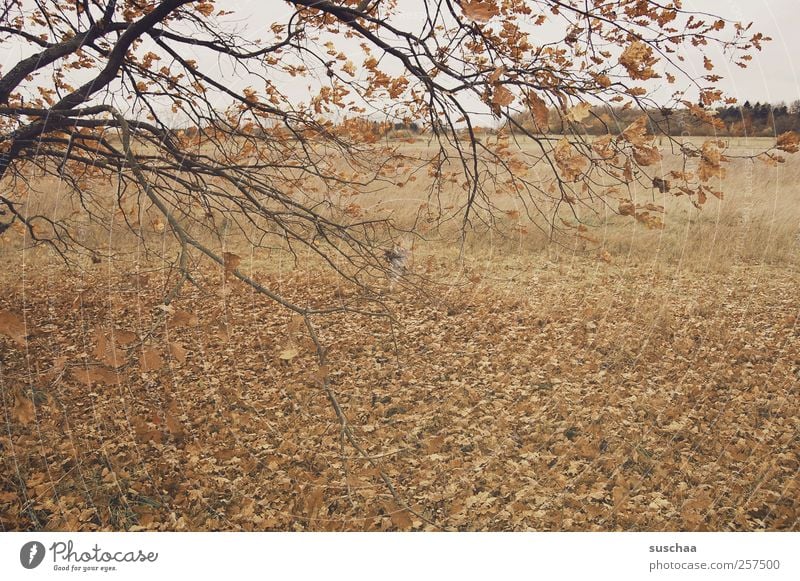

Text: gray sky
xmin=2 ymin=0 xmax=798 ymax=114
xmin=236 ymin=0 xmax=800 ymax=106
xmin=684 ymin=0 xmax=800 ymax=104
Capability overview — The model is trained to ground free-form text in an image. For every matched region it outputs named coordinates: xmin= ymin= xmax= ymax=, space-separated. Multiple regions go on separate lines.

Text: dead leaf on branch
xmin=566 ymin=102 xmax=592 ymax=123
xmin=554 ymin=138 xmax=587 ymax=182
xmin=618 ymin=40 xmax=658 ymax=80
xmin=223 ymin=252 xmax=241 ymax=279
xmin=527 ymin=91 xmax=549 ymax=129
xmin=461 ymin=0 xmax=499 ymax=23
xmin=776 ymin=131 xmax=800 ymax=153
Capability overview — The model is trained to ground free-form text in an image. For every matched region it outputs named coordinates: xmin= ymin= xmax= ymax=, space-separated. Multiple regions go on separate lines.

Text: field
xmin=1 ymin=137 xmax=798 ymax=531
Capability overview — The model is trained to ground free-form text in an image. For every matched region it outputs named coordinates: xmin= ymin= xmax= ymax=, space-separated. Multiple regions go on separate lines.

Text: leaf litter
xmin=0 ymin=258 xmax=797 ymax=531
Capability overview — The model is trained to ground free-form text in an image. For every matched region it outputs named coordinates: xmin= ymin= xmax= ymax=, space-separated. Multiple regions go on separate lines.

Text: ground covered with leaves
xmin=1 ymin=256 xmax=798 ymax=531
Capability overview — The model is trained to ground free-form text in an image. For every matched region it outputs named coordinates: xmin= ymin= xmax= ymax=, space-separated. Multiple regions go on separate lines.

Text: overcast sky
xmin=2 ymin=0 xmax=798 ymax=111
xmin=683 ymin=0 xmax=800 ymax=104
xmin=231 ymin=0 xmax=800 ymax=106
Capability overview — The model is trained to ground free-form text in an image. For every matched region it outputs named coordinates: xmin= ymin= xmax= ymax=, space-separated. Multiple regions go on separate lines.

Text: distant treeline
xmin=173 ymin=102 xmax=800 ymax=140
xmin=509 ymin=101 xmax=800 ymax=137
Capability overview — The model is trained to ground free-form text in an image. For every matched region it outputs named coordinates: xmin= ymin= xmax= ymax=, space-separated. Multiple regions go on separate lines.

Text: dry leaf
xmin=169 ymin=342 xmax=187 ymax=363
xmin=140 ymin=347 xmax=163 ymax=372
xmin=566 ymin=102 xmax=592 ymax=123
xmin=223 ymin=252 xmax=241 ymax=278
xmin=461 ymin=0 xmax=498 ymax=22
xmin=0 ymin=309 xmax=27 ymax=346
xmin=13 ymin=392 xmax=35 ymax=424
xmin=72 ymin=366 xmax=121 ymax=385
xmin=113 ymin=329 xmax=138 ymax=345
xmin=279 ymin=346 xmax=299 ymax=361
xmin=527 ymin=91 xmax=549 ymax=129
xmin=169 ymin=310 xmax=199 ymax=328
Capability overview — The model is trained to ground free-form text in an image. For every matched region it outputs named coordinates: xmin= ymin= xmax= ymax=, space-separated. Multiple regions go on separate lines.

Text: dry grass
xmin=1 ymin=138 xmax=797 ymax=531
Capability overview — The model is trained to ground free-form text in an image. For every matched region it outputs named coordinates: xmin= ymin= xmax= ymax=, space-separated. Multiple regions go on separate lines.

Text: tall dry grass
xmin=1 ymin=136 xmax=798 ymax=277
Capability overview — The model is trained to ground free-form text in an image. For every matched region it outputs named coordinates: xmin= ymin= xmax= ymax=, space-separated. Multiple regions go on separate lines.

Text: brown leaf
xmin=0 ymin=309 xmax=27 ymax=346
xmin=461 ymin=0 xmax=498 ymax=22
xmin=223 ymin=252 xmax=241 ymax=278
xmin=140 ymin=347 xmax=163 ymax=372
xmin=72 ymin=366 xmax=121 ymax=385
xmin=113 ymin=329 xmax=138 ymax=346
xmin=776 ymin=131 xmax=800 ymax=153
xmin=527 ymin=91 xmax=549 ymax=129
xmin=13 ymin=392 xmax=35 ymax=424
xmin=169 ymin=342 xmax=187 ymax=363
xmin=566 ymin=102 xmax=592 ymax=123
xmin=169 ymin=309 xmax=199 ymax=328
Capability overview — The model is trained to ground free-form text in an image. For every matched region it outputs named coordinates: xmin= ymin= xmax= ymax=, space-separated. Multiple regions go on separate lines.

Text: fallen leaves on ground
xmin=0 ymin=258 xmax=797 ymax=532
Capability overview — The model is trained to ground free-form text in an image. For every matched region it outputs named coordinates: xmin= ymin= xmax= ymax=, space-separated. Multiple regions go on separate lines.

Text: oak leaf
xmin=140 ymin=347 xmax=163 ymax=372
xmin=72 ymin=366 xmax=121 ymax=385
xmin=527 ymin=91 xmax=549 ymax=129
xmin=461 ymin=0 xmax=498 ymax=22
xmin=776 ymin=131 xmax=800 ymax=153
xmin=554 ymin=138 xmax=587 ymax=182
xmin=0 ymin=309 xmax=27 ymax=346
xmin=169 ymin=342 xmax=187 ymax=364
xmin=566 ymin=102 xmax=592 ymax=123
xmin=13 ymin=391 xmax=35 ymax=424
